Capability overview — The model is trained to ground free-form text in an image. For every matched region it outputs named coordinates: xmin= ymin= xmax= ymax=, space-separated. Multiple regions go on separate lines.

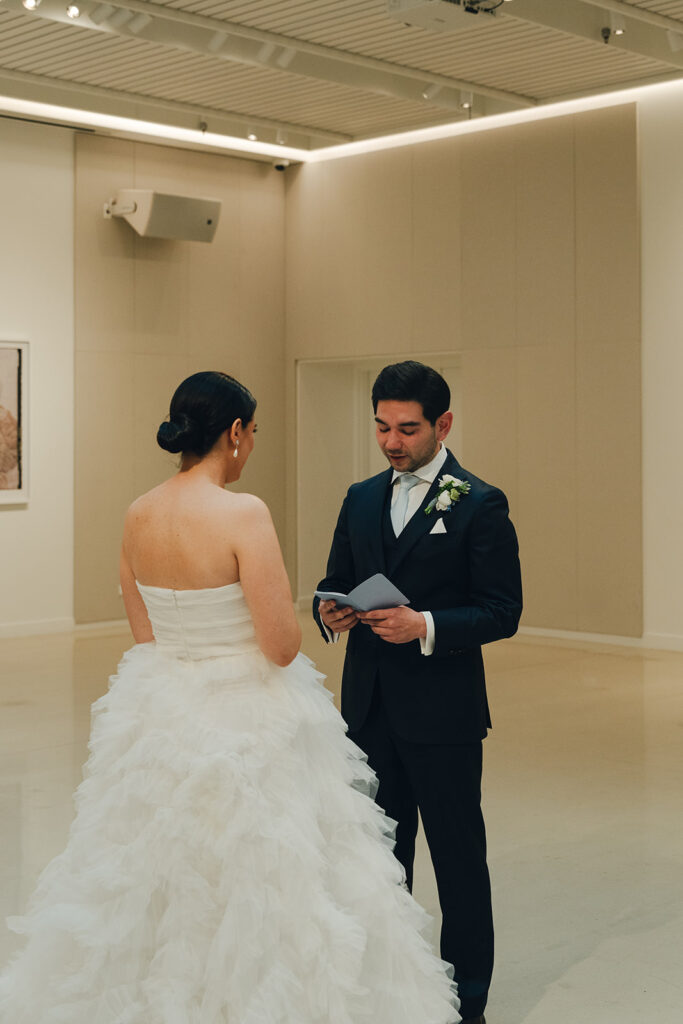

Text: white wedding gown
xmin=0 ymin=582 xmax=460 ymax=1024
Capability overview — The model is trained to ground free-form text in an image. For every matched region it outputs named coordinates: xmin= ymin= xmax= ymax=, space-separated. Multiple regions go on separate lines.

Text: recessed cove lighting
xmin=66 ymin=3 xmax=80 ymax=17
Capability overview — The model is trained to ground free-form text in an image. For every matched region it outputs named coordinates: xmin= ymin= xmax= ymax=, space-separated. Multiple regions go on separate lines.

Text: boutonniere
xmin=425 ymin=474 xmax=471 ymax=515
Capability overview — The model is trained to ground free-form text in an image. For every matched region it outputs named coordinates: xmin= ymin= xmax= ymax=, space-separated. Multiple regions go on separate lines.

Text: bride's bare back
xmin=124 ymin=476 xmax=248 ymax=590
xmin=120 ymin=371 xmax=300 ymax=665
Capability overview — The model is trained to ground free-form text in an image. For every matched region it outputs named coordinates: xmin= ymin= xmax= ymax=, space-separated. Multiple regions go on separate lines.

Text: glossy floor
xmin=1 ymin=617 xmax=682 ymax=1023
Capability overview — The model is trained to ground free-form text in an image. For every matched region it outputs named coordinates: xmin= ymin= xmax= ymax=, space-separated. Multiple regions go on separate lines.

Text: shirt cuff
xmin=322 ymin=623 xmax=340 ymax=644
xmin=419 ymin=611 xmax=435 ymax=656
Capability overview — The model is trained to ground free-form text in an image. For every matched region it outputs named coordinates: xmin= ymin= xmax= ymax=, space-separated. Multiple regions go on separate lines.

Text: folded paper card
xmin=315 ymin=573 xmax=409 ymax=613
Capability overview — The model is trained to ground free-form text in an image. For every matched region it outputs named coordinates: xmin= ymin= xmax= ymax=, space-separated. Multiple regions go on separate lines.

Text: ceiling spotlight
xmin=421 ymin=83 xmax=441 ymax=101
xmin=90 ymin=3 xmax=114 ymax=24
xmin=257 ymin=42 xmax=276 ymax=63
xmin=667 ymin=30 xmax=683 ymax=53
xmin=208 ymin=31 xmax=227 ymax=53
xmin=66 ymin=3 xmax=80 ymax=17
xmin=247 ymin=131 xmax=258 ymax=141
xmin=22 ymin=0 xmax=41 ymax=9
xmin=276 ymin=47 xmax=296 ymax=69
xmin=610 ymin=13 xmax=626 ymax=37
xmin=108 ymin=7 xmax=132 ymax=28
xmin=128 ymin=13 xmax=152 ymax=34
xmin=459 ymin=90 xmax=473 ymax=110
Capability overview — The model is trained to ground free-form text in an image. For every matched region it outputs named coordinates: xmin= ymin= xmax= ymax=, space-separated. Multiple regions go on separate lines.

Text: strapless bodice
xmin=136 ymin=581 xmax=260 ymax=660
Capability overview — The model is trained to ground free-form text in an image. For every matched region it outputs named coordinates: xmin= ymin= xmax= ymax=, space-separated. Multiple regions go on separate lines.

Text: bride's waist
xmin=156 ymin=642 xmax=262 ymax=661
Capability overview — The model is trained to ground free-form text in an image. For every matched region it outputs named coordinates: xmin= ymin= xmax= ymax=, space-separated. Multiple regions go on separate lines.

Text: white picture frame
xmin=0 ymin=341 xmax=29 ymax=505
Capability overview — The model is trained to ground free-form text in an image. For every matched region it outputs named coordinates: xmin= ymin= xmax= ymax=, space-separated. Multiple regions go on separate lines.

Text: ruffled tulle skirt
xmin=0 ymin=644 xmax=460 ymax=1023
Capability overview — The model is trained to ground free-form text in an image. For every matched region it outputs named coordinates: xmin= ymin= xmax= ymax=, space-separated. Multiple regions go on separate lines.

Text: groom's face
xmin=375 ymin=400 xmax=450 ymax=473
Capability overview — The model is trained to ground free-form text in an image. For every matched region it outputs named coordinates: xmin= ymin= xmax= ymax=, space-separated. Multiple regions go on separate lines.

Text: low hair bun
xmin=157 ymin=370 xmax=257 ymax=459
xmin=157 ymin=412 xmax=202 ymax=455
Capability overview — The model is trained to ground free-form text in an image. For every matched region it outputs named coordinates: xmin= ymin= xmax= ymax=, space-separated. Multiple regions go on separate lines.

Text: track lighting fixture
xmin=610 ymin=14 xmax=626 ymax=37
xmin=422 ymin=84 xmax=441 ymax=101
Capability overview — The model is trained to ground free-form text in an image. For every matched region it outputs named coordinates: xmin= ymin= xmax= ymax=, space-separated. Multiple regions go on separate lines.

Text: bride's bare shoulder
xmin=124 ymin=482 xmax=167 ymax=520
xmin=220 ymin=490 xmax=272 ymax=522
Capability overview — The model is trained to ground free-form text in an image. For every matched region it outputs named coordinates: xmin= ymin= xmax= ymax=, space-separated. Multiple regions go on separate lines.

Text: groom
xmin=313 ymin=361 xmax=522 ymax=1024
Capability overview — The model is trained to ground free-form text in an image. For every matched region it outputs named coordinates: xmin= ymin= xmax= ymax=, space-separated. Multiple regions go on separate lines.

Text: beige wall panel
xmin=282 ymin=107 xmax=641 ymax=638
xmin=74 ymin=135 xmax=136 ymax=353
xmin=131 ymin=352 xmax=199 ymax=499
xmin=285 ymin=164 xmax=326 ymax=356
xmin=411 ymin=138 xmax=462 ymax=351
xmin=516 ymin=345 xmax=578 ymax=629
xmin=75 ymin=138 xmax=286 ymax=624
xmin=515 ymin=118 xmax=576 ymax=350
xmin=75 ymin=351 xmax=136 ymax=623
xmin=184 ymin=154 xmax=244 ymax=363
xmin=317 ymin=150 xmax=413 ymax=359
xmin=575 ymin=105 xmax=640 ymax=347
xmin=236 ymin=161 xmax=285 ymax=358
xmin=236 ymin=162 xmax=287 ymax=533
xmin=296 ymin=361 xmax=359 ymax=600
xmin=128 ymin=140 xmax=196 ymax=195
xmin=576 ymin=342 xmax=642 ymax=636
xmin=459 ymin=129 xmax=517 ymax=350
xmin=459 ymin=346 xmax=518 ymax=508
xmin=133 ymin=237 xmax=190 ymax=357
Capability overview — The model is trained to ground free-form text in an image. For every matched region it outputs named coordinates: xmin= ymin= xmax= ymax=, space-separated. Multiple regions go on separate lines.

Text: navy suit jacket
xmin=314 ymin=450 xmax=522 ymax=744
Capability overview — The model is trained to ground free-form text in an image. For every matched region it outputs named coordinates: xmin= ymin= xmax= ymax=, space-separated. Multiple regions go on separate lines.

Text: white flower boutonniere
xmin=425 ymin=474 xmax=471 ymax=515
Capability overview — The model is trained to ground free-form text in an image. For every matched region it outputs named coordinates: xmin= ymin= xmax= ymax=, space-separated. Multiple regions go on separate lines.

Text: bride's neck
xmin=178 ymin=451 xmax=234 ymax=488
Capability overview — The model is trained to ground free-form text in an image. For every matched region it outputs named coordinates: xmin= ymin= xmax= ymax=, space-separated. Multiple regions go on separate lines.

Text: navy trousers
xmin=347 ymin=684 xmax=494 ymax=1020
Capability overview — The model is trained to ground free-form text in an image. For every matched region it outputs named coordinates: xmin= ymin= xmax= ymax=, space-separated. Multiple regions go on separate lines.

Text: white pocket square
xmin=429 ymin=518 xmax=447 ymax=535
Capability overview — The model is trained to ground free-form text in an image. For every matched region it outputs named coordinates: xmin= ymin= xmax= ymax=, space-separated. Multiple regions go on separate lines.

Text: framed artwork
xmin=0 ymin=342 xmax=28 ymax=504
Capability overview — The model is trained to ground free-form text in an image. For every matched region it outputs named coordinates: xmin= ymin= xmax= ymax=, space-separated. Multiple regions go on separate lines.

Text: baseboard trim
xmin=74 ymin=618 xmax=130 ymax=637
xmin=518 ymin=625 xmax=683 ymax=653
xmin=0 ymin=616 xmax=75 ymax=638
xmin=0 ymin=617 xmax=131 ymax=640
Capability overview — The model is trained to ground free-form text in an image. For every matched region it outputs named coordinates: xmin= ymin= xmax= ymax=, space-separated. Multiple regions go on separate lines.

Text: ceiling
xmin=1 ymin=0 xmax=683 ymax=156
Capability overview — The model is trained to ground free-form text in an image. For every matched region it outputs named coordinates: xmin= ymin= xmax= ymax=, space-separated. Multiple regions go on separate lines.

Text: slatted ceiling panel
xmin=625 ymin=0 xmax=683 ymax=17
xmin=139 ymin=0 xmax=676 ymax=99
xmin=0 ymin=14 xmax=457 ymax=137
xmin=423 ymin=33 xmax=672 ymax=98
xmin=1 ymin=0 xmax=682 ymax=148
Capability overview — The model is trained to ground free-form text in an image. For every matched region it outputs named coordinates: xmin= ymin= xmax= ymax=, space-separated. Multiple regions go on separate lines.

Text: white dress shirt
xmin=324 ymin=444 xmax=447 ymax=656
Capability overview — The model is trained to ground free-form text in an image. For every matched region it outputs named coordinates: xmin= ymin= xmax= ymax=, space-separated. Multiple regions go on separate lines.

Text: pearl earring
xmin=233 ymin=441 xmax=239 ymax=459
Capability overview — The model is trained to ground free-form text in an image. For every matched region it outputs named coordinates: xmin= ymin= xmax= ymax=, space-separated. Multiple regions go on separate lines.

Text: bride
xmin=0 ymin=370 xmax=460 ymax=1023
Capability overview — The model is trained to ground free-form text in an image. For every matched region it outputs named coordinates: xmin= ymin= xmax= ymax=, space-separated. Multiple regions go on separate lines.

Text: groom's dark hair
xmin=371 ymin=361 xmax=450 ymax=425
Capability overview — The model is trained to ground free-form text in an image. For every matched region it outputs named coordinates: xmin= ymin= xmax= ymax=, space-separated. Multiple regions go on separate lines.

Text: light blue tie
xmin=391 ymin=473 xmax=421 ymax=536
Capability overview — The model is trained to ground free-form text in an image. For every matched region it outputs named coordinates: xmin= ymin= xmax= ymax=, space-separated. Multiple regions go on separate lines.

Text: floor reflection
xmin=1 ymin=620 xmax=682 ymax=1022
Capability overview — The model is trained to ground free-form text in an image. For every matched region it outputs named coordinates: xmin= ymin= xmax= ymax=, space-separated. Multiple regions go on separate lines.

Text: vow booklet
xmin=315 ymin=573 xmax=409 ymax=613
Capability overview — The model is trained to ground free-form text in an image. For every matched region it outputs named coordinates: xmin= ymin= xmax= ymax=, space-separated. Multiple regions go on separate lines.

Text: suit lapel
xmin=387 ymin=450 xmax=463 ymax=575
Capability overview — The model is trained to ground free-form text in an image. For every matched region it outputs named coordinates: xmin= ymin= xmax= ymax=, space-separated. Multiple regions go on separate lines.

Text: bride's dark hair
xmin=157 ymin=371 xmax=256 ymax=457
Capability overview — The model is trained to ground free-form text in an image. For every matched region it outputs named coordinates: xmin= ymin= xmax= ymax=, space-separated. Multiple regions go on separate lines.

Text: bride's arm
xmin=234 ymin=496 xmax=301 ymax=667
xmin=120 ymin=542 xmax=154 ymax=644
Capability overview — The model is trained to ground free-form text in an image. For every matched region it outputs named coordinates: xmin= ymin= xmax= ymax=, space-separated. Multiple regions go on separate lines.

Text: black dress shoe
xmin=461 ymin=1016 xmax=486 ymax=1024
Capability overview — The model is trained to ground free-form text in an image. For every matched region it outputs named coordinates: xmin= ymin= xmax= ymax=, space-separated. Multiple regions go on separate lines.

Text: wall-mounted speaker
xmin=104 ymin=190 xmax=221 ymax=242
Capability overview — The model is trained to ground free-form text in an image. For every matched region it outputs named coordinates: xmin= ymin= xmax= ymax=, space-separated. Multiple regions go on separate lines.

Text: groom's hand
xmin=319 ymin=600 xmax=359 ymax=633
xmin=359 ymin=606 xmax=427 ymax=644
